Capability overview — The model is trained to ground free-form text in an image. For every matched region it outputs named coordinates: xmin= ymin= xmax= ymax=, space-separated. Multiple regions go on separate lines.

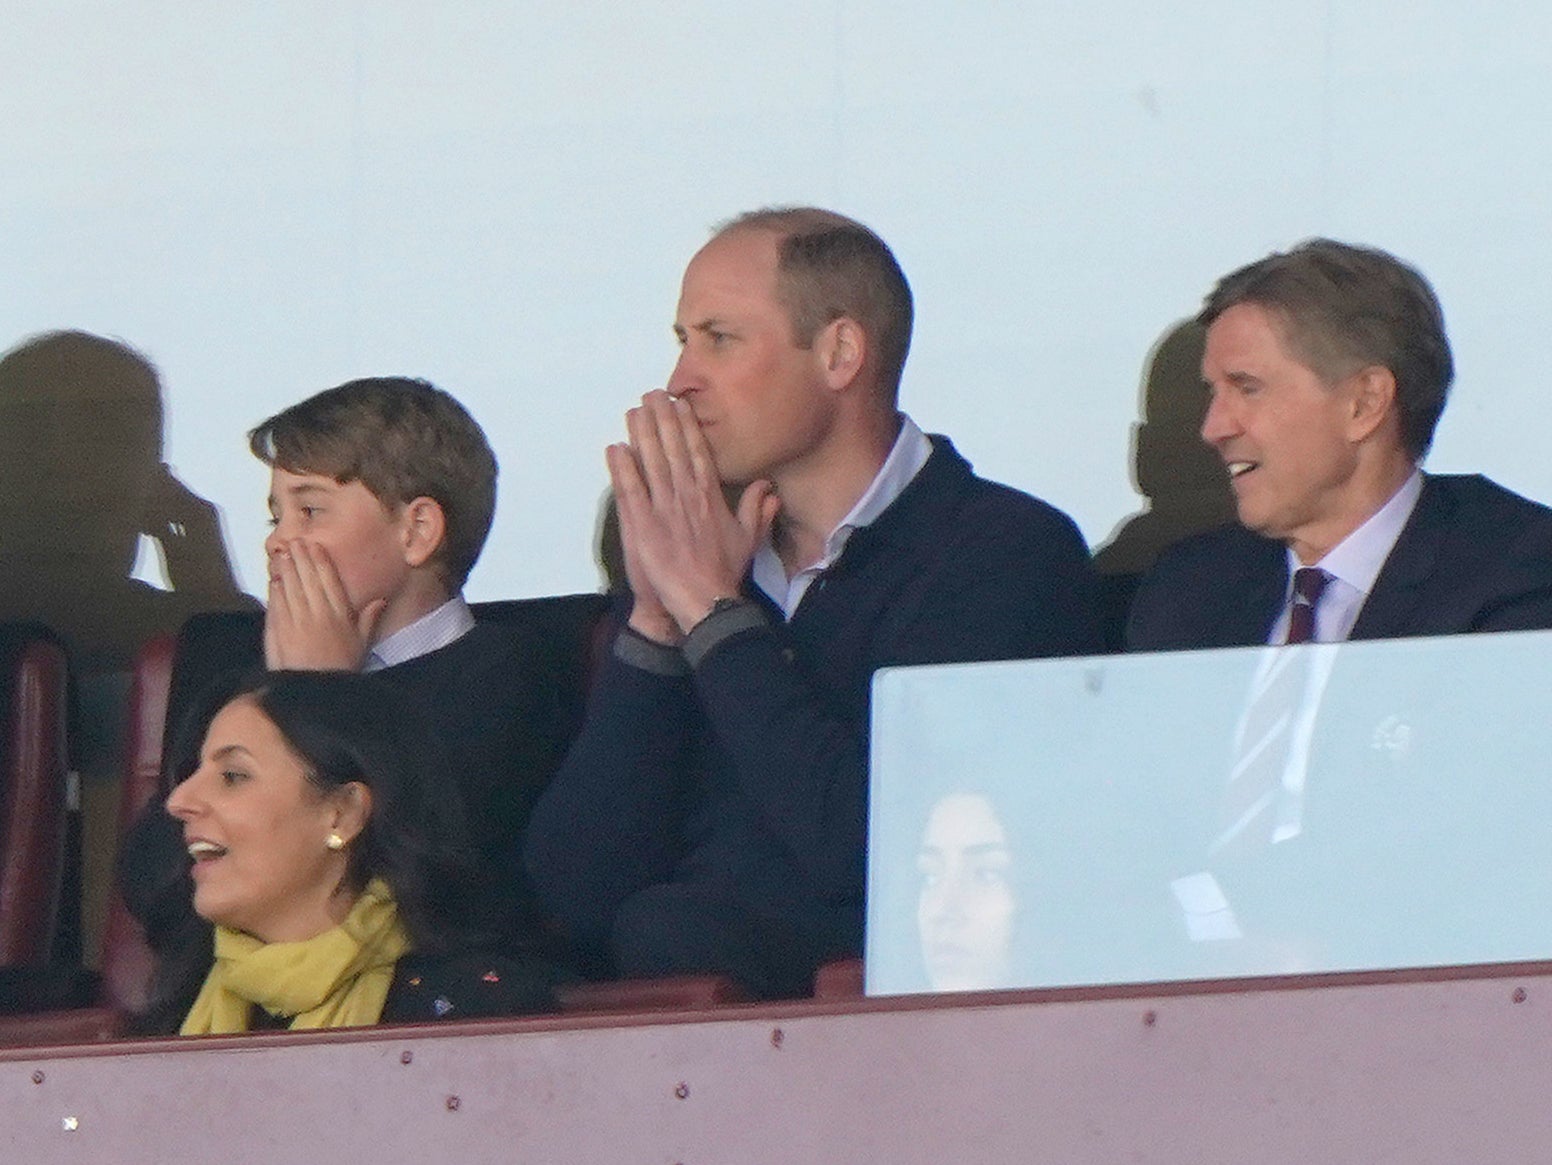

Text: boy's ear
xmin=400 ymin=496 xmax=447 ymax=568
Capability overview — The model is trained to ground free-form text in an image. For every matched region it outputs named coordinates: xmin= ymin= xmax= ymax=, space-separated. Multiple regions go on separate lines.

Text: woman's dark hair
xmin=137 ymin=669 xmax=502 ymax=1031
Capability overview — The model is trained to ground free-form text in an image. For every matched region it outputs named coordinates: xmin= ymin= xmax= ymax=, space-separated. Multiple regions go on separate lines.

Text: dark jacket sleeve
xmin=523 ymin=639 xmax=699 ymax=951
xmin=526 ymin=483 xmax=1099 ymax=942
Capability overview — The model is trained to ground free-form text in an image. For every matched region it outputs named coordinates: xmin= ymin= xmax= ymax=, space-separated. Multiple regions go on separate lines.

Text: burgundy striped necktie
xmin=1284 ymin=567 xmax=1330 ymax=645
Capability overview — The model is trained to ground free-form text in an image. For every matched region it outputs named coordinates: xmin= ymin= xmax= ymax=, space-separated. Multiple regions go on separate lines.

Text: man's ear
xmin=1346 ymin=365 xmax=1397 ymax=444
xmin=814 ymin=317 xmax=867 ymax=391
xmin=329 ymin=782 xmax=373 ymax=848
xmin=400 ymin=496 xmax=447 ymax=568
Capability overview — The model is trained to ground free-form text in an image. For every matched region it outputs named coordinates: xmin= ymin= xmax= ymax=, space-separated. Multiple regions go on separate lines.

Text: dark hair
xmin=248 ymin=671 xmax=494 ymax=950
xmin=196 ymin=670 xmax=492 ymax=948
xmin=139 ymin=670 xmax=500 ymax=1030
xmin=718 ymin=207 xmax=914 ymax=399
xmin=1200 ymin=239 xmax=1453 ymax=459
xmin=248 ymin=377 xmax=497 ymax=589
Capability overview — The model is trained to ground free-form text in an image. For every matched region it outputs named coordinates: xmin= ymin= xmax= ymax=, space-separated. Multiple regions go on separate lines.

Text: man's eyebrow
xmin=1216 ymin=370 xmax=1261 ymax=389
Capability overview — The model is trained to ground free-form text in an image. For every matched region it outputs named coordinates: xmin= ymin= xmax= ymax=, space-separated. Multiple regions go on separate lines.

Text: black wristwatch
xmin=696 ymin=595 xmax=747 ymax=628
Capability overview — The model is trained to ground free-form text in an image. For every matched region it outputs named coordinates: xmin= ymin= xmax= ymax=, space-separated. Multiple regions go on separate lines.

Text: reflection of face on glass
xmin=916 ymin=792 xmax=1015 ymax=992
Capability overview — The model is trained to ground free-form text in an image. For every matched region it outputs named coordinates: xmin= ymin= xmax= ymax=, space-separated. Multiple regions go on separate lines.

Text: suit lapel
xmin=1218 ymin=533 xmax=1287 ymax=646
xmin=1351 ymin=476 xmax=1447 ymax=640
xmin=1238 ymin=544 xmax=1288 ymax=645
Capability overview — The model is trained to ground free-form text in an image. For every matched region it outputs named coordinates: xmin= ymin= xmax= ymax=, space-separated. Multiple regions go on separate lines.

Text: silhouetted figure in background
xmin=0 ymin=330 xmax=253 ymax=965
xmin=594 ymin=489 xmax=629 ymax=598
xmin=595 ymin=482 xmax=748 ymax=599
xmin=1092 ymin=320 xmax=1237 ymax=647
xmin=0 ymin=330 xmax=251 ymax=672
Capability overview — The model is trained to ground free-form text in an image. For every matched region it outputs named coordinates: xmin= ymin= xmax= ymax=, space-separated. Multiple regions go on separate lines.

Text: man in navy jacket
xmin=525 ymin=208 xmax=1099 ymax=996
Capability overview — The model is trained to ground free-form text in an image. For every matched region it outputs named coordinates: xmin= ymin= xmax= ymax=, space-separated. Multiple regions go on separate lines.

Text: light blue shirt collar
xmin=1272 ymin=470 xmax=1424 ymax=643
xmin=365 ymin=595 xmax=476 ymax=671
xmin=752 ymin=415 xmax=934 ymax=619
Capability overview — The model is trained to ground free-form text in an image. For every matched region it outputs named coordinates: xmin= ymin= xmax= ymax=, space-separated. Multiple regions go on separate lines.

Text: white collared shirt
xmin=1266 ymin=470 xmax=1424 ymax=645
xmin=751 ymin=415 xmax=934 ymax=619
xmin=364 ymin=594 xmax=476 ymax=671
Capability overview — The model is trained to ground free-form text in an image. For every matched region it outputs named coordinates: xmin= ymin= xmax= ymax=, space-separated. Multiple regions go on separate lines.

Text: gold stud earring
xmin=326 ymin=832 xmax=345 ymax=852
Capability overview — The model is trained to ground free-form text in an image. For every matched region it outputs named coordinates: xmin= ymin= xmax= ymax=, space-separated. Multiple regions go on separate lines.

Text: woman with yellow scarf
xmin=139 ymin=670 xmax=562 ymax=1034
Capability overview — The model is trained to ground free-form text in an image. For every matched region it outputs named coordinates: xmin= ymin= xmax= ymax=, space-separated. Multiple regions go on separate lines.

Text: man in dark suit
xmin=1128 ymin=239 xmax=1552 ymax=652
xmin=1126 ymin=241 xmax=1552 ymax=976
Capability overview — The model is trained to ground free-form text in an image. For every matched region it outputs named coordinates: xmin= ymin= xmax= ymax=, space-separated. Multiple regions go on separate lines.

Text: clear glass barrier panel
xmin=866 ymin=630 xmax=1552 ymax=994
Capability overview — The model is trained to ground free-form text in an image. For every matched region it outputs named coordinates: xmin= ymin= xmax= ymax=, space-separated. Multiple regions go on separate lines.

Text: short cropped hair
xmin=1200 ymin=239 xmax=1453 ymax=460
xmin=249 ymin=378 xmax=497 ymax=589
xmin=718 ymin=207 xmax=914 ymax=399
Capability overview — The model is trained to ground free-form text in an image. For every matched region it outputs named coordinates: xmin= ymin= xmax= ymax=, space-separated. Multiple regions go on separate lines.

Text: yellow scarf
xmin=180 ymin=879 xmax=411 ymax=1035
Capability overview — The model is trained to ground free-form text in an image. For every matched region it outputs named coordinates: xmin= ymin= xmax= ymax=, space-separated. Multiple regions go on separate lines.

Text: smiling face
xmin=667 ymin=229 xmax=839 ymax=488
xmin=1200 ymin=302 xmax=1382 ymax=564
xmin=916 ymin=793 xmax=1016 ymax=992
xmin=164 ymin=696 xmax=357 ymax=943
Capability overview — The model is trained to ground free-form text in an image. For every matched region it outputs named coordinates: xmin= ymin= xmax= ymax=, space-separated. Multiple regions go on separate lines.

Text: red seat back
xmin=0 ymin=627 xmax=70 ymax=966
xmin=812 ymin=957 xmax=865 ymax=1000
xmin=555 ymin=973 xmax=749 ymax=1014
xmin=97 ymin=633 xmax=175 ymax=1014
